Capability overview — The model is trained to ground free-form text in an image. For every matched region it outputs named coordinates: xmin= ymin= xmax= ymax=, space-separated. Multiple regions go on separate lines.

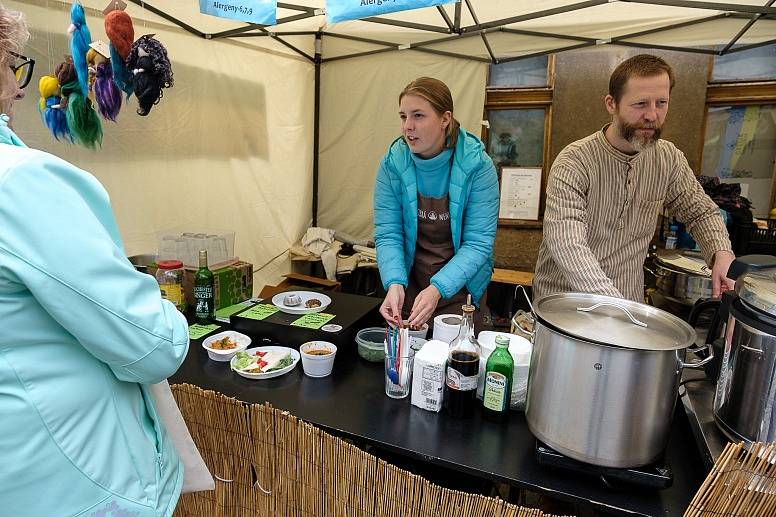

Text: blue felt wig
xmin=43 ymin=97 xmax=73 ymax=142
xmin=69 ymin=2 xmax=92 ymax=97
xmin=109 ymin=43 xmax=133 ymax=97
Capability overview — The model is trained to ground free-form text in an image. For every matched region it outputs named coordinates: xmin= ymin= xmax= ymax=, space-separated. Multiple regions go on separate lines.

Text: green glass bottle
xmin=482 ymin=335 xmax=514 ymax=421
xmin=194 ymin=250 xmax=215 ymax=324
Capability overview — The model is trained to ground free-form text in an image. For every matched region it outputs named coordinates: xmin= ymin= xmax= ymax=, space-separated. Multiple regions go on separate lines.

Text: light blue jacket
xmin=374 ymin=128 xmax=499 ymax=303
xmin=0 ymin=116 xmax=190 ymax=517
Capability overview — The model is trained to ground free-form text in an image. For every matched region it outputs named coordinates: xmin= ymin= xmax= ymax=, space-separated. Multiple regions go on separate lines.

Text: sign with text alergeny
xmin=327 ymin=0 xmax=456 ymax=24
xmin=199 ymin=0 xmax=277 ymax=25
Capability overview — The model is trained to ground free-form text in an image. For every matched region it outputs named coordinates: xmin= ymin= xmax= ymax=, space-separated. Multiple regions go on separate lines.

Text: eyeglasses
xmin=8 ymin=51 xmax=35 ymax=89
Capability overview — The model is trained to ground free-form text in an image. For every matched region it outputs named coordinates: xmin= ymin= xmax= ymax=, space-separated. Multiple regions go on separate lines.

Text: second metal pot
xmin=520 ymin=292 xmax=712 ymax=468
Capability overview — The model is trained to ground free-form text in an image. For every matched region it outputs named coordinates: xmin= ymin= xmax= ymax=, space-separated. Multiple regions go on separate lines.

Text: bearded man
xmin=533 ymin=54 xmax=735 ymax=302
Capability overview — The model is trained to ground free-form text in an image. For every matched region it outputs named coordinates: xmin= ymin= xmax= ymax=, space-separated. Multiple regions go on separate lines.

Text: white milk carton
xmin=411 ymin=339 xmax=449 ymax=412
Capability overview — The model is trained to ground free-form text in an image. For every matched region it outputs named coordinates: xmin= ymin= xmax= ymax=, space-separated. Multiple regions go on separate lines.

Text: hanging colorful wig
xmin=105 ymin=9 xmax=134 ymax=96
xmin=68 ymin=2 xmax=91 ymax=97
xmin=59 ymin=56 xmax=102 ymax=149
xmin=87 ymin=47 xmax=121 ymax=121
xmin=127 ymin=35 xmax=174 ymax=116
xmin=38 ymin=75 xmax=71 ymax=142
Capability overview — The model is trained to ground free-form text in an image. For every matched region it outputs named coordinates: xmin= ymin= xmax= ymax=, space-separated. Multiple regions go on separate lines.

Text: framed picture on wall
xmin=498 ymin=167 xmax=542 ymax=221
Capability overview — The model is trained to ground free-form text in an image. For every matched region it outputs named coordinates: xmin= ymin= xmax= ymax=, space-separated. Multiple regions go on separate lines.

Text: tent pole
xmin=720 ymin=0 xmax=775 ymax=54
xmin=437 ymin=6 xmax=455 ymax=32
xmin=313 ymin=31 xmax=322 ymax=227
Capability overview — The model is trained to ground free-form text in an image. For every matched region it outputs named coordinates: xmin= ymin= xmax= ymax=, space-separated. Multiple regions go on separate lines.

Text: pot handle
xmin=679 ymin=342 xmax=715 ymax=369
xmin=576 ymin=302 xmax=648 ymax=328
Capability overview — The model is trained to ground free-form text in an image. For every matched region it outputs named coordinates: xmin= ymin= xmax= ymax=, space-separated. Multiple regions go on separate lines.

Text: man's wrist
xmin=711 ymin=249 xmax=735 ymax=267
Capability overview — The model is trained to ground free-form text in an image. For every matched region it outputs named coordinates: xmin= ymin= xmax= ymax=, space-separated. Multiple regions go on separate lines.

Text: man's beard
xmin=617 ymin=115 xmax=662 ymax=152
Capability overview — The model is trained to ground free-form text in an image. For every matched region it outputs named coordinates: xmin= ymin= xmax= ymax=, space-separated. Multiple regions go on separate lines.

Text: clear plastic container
xmin=355 ymin=328 xmax=386 ymax=362
xmin=155 ymin=259 xmax=185 ymax=312
xmin=157 ymin=228 xmax=235 ymax=268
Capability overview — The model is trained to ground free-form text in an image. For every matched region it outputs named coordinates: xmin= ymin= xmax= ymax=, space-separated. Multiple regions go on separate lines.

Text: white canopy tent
xmin=7 ymin=0 xmax=775 ymax=289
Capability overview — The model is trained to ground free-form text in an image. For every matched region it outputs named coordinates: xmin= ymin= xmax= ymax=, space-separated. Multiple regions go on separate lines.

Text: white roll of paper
xmin=432 ymin=313 xmax=462 ymax=343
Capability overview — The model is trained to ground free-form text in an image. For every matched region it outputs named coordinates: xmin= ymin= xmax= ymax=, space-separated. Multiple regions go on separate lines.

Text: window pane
xmin=488 ymin=56 xmax=549 ymax=87
xmin=486 ymin=109 xmax=546 ymax=168
xmin=712 ymin=44 xmax=776 ymax=82
xmin=701 ymin=104 xmax=776 ymax=218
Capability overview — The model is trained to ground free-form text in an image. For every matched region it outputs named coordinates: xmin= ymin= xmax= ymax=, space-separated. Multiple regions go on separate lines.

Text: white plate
xmin=230 ymin=346 xmax=300 ymax=379
xmin=272 ymin=291 xmax=332 ymax=315
xmin=202 ymin=331 xmax=251 ymax=362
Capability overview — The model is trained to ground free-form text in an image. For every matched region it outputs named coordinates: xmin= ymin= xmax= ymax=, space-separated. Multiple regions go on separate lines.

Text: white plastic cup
xmin=300 ymin=341 xmax=337 ymax=378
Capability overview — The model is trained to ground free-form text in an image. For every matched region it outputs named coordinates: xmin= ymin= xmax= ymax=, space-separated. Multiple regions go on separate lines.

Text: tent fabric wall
xmin=7 ymin=0 xmax=314 ymax=291
xmin=317 ymin=52 xmax=487 ymax=239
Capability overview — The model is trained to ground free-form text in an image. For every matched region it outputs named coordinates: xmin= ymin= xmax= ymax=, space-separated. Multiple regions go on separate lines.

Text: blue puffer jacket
xmin=374 ymin=128 xmax=499 ymax=302
xmin=0 ymin=115 xmax=189 ymax=517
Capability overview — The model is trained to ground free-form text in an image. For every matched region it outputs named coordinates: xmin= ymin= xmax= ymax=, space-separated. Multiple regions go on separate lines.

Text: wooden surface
xmin=491 ymin=268 xmax=534 ymax=286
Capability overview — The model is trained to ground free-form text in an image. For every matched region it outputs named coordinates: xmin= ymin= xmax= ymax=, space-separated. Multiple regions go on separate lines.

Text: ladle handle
xmin=576 ymin=302 xmax=648 ymax=328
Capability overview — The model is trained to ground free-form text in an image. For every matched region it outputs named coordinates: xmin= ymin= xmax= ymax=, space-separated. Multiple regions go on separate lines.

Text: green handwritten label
xmin=239 ymin=304 xmax=280 ymax=321
xmin=290 ymin=312 xmax=336 ymax=329
xmin=188 ymin=323 xmax=221 ymax=340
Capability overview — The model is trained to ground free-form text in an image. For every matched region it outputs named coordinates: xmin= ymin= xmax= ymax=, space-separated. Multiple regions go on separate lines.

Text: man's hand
xmin=408 ymin=284 xmax=442 ymax=327
xmin=379 ymin=284 xmax=405 ymax=326
xmin=711 ymin=250 xmax=736 ymax=298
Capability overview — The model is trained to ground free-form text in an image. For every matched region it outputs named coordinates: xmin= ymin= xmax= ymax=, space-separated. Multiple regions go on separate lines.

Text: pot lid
xmin=736 ymin=270 xmax=776 ymax=317
xmin=656 ymin=251 xmax=711 ymax=277
xmin=534 ymin=293 xmax=695 ymax=351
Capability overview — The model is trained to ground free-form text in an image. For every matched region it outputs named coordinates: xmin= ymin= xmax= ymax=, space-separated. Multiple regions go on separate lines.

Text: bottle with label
xmin=194 ymin=250 xmax=215 ymax=324
xmin=665 ymin=218 xmax=679 ymax=250
xmin=155 ymin=259 xmax=185 ymax=313
xmin=482 ymin=335 xmax=514 ymax=421
xmin=445 ymin=295 xmax=480 ymax=418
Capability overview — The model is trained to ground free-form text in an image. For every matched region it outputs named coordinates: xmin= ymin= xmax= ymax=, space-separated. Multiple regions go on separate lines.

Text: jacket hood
xmin=0 ymin=114 xmax=26 ymax=147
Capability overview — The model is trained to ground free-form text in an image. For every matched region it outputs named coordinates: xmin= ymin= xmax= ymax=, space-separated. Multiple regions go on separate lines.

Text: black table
xmin=172 ymin=329 xmax=705 ymax=517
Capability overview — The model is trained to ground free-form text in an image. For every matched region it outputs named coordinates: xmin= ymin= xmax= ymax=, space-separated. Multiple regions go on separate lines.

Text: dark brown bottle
xmin=444 ymin=296 xmax=480 ymax=418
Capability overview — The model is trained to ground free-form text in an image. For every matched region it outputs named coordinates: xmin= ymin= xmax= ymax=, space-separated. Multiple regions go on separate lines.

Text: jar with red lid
xmin=155 ymin=259 xmax=185 ymax=312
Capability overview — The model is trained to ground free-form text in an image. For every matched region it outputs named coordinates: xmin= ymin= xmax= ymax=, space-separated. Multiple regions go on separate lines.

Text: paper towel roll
xmin=432 ymin=314 xmax=462 ymax=343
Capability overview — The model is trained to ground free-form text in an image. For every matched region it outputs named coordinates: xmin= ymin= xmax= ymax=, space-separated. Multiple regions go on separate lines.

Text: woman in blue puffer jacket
xmin=374 ymin=77 xmax=499 ymax=329
xmin=0 ymin=7 xmax=189 ymax=516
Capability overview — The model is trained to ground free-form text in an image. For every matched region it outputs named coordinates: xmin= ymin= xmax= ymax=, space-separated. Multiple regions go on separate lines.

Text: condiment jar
xmin=155 ymin=259 xmax=185 ymax=312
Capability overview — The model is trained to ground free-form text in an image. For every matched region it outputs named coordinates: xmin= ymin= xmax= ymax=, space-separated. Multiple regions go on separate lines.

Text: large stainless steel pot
xmin=710 ymin=256 xmax=776 ymax=443
xmin=518 ymin=291 xmax=713 ymax=468
xmin=644 ymin=250 xmax=712 ymax=318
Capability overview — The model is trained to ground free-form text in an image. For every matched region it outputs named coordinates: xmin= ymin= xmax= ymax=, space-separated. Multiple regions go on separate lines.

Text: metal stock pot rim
xmin=534 ymin=292 xmax=695 ymax=351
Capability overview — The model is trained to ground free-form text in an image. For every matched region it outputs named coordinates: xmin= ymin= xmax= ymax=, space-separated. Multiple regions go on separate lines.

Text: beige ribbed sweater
xmin=534 ymin=128 xmax=732 ymax=302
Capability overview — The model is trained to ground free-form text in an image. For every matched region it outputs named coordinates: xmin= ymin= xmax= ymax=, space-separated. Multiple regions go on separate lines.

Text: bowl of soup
xmin=299 ymin=341 xmax=337 ymax=377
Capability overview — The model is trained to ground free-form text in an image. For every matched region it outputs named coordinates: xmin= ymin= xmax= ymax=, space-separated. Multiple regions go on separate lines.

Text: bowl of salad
xmin=202 ymin=331 xmax=251 ymax=361
xmin=231 ymin=346 xmax=300 ymax=379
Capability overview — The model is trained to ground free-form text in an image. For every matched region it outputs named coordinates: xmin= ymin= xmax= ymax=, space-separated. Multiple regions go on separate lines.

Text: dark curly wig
xmin=126 ymin=35 xmax=174 ymax=116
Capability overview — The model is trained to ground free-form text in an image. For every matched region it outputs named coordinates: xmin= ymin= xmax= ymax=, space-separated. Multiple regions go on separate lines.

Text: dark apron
xmin=402 ymin=193 xmax=481 ymax=331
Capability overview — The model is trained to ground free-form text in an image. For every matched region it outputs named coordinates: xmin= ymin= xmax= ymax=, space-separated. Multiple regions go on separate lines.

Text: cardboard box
xmin=411 ymin=340 xmax=449 ymax=413
xmin=182 ymin=261 xmax=253 ymax=310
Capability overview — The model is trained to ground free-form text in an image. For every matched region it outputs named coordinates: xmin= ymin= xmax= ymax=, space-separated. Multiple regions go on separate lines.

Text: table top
xmin=172 ymin=323 xmax=705 ymax=517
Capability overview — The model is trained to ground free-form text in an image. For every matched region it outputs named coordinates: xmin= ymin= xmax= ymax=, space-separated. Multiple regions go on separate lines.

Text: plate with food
xmin=202 ymin=331 xmax=251 ymax=361
xmin=230 ymin=346 xmax=300 ymax=380
xmin=272 ymin=291 xmax=332 ymax=315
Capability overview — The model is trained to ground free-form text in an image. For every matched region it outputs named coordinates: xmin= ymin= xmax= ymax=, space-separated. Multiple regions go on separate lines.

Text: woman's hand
xmin=379 ymin=284 xmax=405 ymax=326
xmin=408 ymin=284 xmax=441 ymax=327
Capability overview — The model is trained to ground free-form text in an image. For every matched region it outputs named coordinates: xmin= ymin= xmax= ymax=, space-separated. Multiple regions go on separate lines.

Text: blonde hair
xmin=0 ymin=5 xmax=28 ymax=117
xmin=0 ymin=5 xmax=28 ymax=66
xmin=399 ymin=77 xmax=460 ymax=150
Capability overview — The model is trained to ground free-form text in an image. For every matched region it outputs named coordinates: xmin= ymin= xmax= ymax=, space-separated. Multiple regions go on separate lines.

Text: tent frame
xmin=126 ymin=0 xmax=776 ymax=224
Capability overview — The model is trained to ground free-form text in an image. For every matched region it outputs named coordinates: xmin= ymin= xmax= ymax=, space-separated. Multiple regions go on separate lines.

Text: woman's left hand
xmin=408 ymin=285 xmax=441 ymax=327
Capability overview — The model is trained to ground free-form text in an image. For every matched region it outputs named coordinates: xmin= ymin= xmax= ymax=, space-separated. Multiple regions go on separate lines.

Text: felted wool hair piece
xmin=109 ymin=43 xmax=133 ymax=97
xmin=55 ymin=57 xmax=76 ymax=86
xmin=126 ymin=35 xmax=174 ymax=116
xmin=61 ymin=79 xmax=103 ymax=149
xmin=38 ymin=75 xmax=72 ymax=142
xmin=68 ymin=2 xmax=92 ymax=97
xmin=94 ymin=60 xmax=122 ymax=121
xmin=104 ymin=10 xmax=133 ymax=61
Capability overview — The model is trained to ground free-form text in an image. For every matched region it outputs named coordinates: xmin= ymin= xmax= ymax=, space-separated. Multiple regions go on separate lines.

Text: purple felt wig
xmin=94 ymin=61 xmax=121 ymax=121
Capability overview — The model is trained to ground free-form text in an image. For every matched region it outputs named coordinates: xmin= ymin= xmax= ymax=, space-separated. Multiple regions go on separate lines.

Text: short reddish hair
xmin=609 ymin=54 xmax=675 ymax=103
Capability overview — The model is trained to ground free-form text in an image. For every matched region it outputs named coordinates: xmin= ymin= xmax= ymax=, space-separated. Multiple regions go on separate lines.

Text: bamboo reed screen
xmin=685 ymin=441 xmax=776 ymax=516
xmin=170 ymin=383 xmax=572 ymax=517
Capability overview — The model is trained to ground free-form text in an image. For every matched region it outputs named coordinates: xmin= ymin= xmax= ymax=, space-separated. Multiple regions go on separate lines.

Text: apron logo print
xmin=594 ymin=363 xmax=603 ymax=370
xmin=428 ymin=210 xmax=437 ymax=221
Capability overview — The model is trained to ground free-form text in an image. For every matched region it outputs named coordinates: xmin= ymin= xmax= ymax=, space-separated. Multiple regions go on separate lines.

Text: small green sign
xmin=240 ymin=304 xmax=280 ymax=321
xmin=290 ymin=312 xmax=336 ymax=329
xmin=188 ymin=323 xmax=221 ymax=340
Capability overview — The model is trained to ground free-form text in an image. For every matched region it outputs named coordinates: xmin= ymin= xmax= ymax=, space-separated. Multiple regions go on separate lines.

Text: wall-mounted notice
xmin=327 ymin=0 xmax=455 ymax=24
xmin=498 ymin=167 xmax=542 ymax=220
xmin=199 ymin=0 xmax=276 ymax=25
